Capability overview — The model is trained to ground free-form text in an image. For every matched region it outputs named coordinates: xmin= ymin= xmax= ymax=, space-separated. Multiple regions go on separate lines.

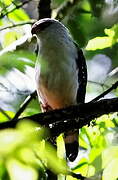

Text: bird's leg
xmin=40 ymin=102 xmax=52 ymax=112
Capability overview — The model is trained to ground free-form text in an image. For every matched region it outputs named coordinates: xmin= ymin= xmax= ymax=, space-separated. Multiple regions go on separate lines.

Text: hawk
xmin=31 ymin=18 xmax=87 ymax=161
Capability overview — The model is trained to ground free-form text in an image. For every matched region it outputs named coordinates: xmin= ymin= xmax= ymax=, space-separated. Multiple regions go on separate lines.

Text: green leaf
xmin=0 ymin=50 xmax=35 ymax=74
xmin=80 ymin=127 xmax=92 ymax=149
xmin=3 ymin=31 xmax=21 ymax=48
xmin=89 ymin=148 xmax=102 ymax=165
xmin=0 ymin=129 xmax=24 ymax=156
xmin=102 ymin=146 xmax=118 ymax=168
xmin=88 ymin=0 xmax=104 ymax=17
xmin=56 ymin=134 xmax=65 ymax=159
xmin=36 ymin=141 xmax=68 ymax=175
xmin=8 ymin=9 xmax=29 ymax=21
xmin=72 ymin=160 xmax=88 ymax=171
xmin=21 ymin=98 xmax=41 ymax=117
xmin=46 ymin=143 xmax=68 ymax=175
xmin=91 ymin=154 xmax=102 ymax=173
xmin=86 ymin=24 xmax=118 ymax=50
xmin=0 ymin=120 xmax=46 ymax=156
xmin=86 ymin=37 xmax=112 ymax=50
xmin=16 ymin=147 xmax=40 ymax=168
xmin=2 ymin=0 xmax=12 ymax=5
xmin=81 ymin=126 xmax=106 ymax=149
xmin=66 ymin=175 xmax=78 ymax=180
xmin=103 ymin=158 xmax=118 ymax=180
xmin=67 ymin=12 xmax=88 ymax=48
xmin=0 ymin=162 xmax=9 ymax=180
xmin=96 ymin=115 xmax=115 ymax=128
xmin=0 ymin=111 xmax=15 ymax=122
xmin=17 ymin=120 xmax=46 ymax=142
xmin=6 ymin=158 xmax=38 ymax=180
xmin=72 ymin=158 xmax=88 ymax=176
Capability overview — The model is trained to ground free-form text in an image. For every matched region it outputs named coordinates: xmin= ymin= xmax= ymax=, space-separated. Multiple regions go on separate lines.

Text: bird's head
xmin=31 ymin=18 xmax=68 ymax=39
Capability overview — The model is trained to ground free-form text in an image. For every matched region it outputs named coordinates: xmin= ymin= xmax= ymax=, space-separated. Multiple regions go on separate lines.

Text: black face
xmin=31 ymin=19 xmax=53 ymax=35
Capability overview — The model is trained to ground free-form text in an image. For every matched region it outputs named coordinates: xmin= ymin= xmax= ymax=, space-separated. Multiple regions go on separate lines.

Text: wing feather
xmin=75 ymin=43 xmax=87 ymax=103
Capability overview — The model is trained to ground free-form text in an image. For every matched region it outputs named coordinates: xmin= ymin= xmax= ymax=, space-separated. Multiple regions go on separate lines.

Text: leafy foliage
xmin=86 ymin=24 xmax=118 ymax=50
xmin=0 ymin=0 xmax=118 ymax=179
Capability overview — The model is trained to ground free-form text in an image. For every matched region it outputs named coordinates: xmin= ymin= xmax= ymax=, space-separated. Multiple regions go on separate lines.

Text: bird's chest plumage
xmin=35 ymin=38 xmax=78 ymax=109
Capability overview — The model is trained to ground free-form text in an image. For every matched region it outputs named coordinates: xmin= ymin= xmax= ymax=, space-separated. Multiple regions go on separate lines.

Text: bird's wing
xmin=65 ymin=44 xmax=87 ymax=161
xmin=75 ymin=43 xmax=87 ymax=103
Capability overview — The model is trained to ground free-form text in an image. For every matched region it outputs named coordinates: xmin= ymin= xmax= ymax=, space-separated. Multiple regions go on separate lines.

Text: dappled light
xmin=0 ymin=0 xmax=118 ymax=180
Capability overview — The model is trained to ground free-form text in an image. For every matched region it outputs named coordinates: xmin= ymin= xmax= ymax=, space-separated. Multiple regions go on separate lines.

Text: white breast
xmin=35 ymin=31 xmax=78 ymax=109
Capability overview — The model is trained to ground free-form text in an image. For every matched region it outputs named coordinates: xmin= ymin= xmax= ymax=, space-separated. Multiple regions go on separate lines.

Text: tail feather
xmin=64 ymin=131 xmax=79 ymax=162
xmin=65 ymin=141 xmax=79 ymax=161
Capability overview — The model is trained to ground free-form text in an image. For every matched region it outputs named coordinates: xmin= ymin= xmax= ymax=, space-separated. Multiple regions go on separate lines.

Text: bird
xmin=31 ymin=18 xmax=87 ymax=162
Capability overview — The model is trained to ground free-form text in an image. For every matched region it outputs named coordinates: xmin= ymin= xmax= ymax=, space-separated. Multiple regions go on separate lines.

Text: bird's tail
xmin=64 ymin=130 xmax=79 ymax=162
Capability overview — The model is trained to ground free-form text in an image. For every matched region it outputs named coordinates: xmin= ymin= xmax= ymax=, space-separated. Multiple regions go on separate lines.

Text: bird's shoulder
xmin=74 ymin=42 xmax=87 ymax=103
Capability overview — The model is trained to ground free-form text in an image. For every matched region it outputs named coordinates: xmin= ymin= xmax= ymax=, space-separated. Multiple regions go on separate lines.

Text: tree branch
xmin=12 ymin=91 xmax=37 ymax=121
xmin=0 ymin=107 xmax=11 ymax=120
xmin=0 ymin=20 xmax=35 ymax=32
xmin=38 ymin=0 xmax=51 ymax=20
xmin=10 ymin=81 xmax=118 ymax=122
xmin=88 ymin=80 xmax=109 ymax=89
xmin=0 ymin=98 xmax=118 ymax=138
xmin=70 ymin=172 xmax=85 ymax=180
xmin=91 ymin=81 xmax=118 ymax=102
xmin=0 ymin=0 xmax=32 ymax=19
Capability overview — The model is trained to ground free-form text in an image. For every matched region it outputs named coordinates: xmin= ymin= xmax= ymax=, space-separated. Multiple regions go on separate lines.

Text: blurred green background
xmin=0 ymin=0 xmax=118 ymax=179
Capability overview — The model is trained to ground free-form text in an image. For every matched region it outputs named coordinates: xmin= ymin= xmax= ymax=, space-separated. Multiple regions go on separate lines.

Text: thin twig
xmin=0 ymin=0 xmax=32 ymax=19
xmin=0 ymin=20 xmax=35 ymax=31
xmin=0 ymin=89 xmax=31 ymax=96
xmin=91 ymin=81 xmax=118 ymax=102
xmin=70 ymin=172 xmax=85 ymax=180
xmin=12 ymin=91 xmax=37 ymax=121
xmin=76 ymin=8 xmax=91 ymax=14
xmin=0 ymin=82 xmax=31 ymax=96
xmin=0 ymin=107 xmax=11 ymax=120
xmin=88 ymin=80 xmax=109 ymax=88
